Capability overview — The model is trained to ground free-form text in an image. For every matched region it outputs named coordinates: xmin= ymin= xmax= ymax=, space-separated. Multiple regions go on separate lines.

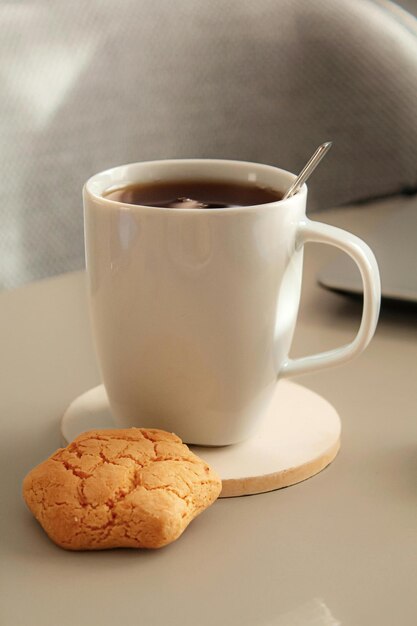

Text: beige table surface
xmin=1 ymin=203 xmax=416 ymax=626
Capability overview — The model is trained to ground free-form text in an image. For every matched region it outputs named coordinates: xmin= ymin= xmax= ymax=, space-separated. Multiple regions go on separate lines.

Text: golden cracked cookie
xmin=23 ymin=428 xmax=222 ymax=550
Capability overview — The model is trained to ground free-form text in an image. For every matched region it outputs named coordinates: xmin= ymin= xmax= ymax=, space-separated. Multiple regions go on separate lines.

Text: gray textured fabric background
xmin=1 ymin=0 xmax=417 ymax=289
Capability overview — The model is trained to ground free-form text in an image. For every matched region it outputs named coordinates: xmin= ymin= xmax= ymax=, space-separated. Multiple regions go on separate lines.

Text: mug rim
xmin=84 ymin=158 xmax=307 ymax=213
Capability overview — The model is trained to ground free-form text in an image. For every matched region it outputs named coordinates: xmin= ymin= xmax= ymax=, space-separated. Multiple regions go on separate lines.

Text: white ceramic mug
xmin=84 ymin=159 xmax=381 ymax=445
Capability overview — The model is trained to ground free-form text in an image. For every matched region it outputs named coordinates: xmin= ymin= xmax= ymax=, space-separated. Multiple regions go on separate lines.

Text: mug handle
xmin=280 ymin=218 xmax=381 ymax=378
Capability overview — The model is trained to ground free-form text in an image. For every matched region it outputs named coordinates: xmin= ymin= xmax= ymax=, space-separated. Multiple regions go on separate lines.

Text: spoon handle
xmin=282 ymin=142 xmax=332 ymax=200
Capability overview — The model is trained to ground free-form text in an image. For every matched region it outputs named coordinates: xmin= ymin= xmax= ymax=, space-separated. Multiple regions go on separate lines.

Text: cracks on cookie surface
xmin=99 ymin=450 xmax=123 ymax=467
xmin=24 ymin=429 xmax=221 ymax=549
xmin=67 ymin=442 xmax=83 ymax=459
xmin=59 ymin=459 xmax=93 ymax=479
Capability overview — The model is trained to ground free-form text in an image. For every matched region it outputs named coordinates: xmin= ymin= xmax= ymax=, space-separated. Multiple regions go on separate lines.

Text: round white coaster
xmin=61 ymin=381 xmax=341 ymax=498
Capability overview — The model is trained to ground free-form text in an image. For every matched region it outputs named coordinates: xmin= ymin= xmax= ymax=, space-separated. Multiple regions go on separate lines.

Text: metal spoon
xmin=282 ymin=141 xmax=332 ymax=200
